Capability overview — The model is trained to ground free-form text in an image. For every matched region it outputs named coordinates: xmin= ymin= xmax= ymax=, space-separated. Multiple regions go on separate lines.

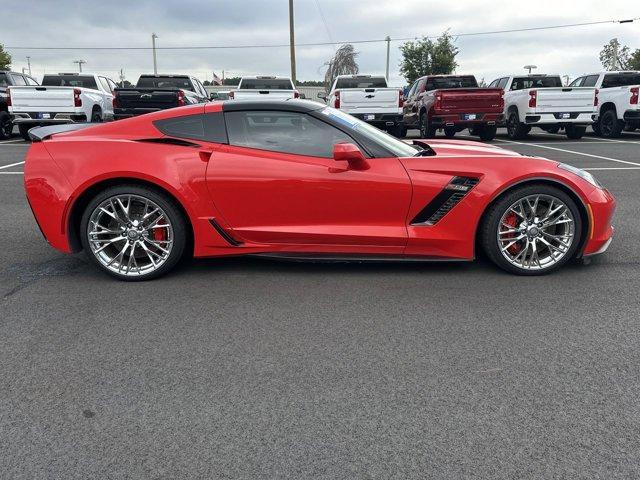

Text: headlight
xmin=557 ymin=163 xmax=603 ymax=189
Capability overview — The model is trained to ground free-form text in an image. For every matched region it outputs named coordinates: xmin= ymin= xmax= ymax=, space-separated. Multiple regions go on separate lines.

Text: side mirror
xmin=333 ymin=143 xmax=368 ymax=169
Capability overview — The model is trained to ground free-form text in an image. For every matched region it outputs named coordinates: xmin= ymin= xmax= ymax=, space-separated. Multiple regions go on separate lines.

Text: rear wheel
xmin=91 ymin=108 xmax=103 ymax=123
xmin=599 ymin=109 xmax=623 ymax=138
xmin=565 ymin=125 xmax=586 ymax=140
xmin=419 ymin=112 xmax=435 ymax=138
xmin=0 ymin=111 xmax=13 ymax=140
xmin=506 ymin=111 xmax=529 ymax=139
xmin=18 ymin=124 xmax=32 ymax=142
xmin=80 ymin=185 xmax=187 ymax=281
xmin=444 ymin=127 xmax=456 ymax=138
xmin=477 ymin=125 xmax=497 ymax=141
xmin=592 ymin=120 xmax=602 ymax=136
xmin=481 ymin=184 xmax=582 ymax=275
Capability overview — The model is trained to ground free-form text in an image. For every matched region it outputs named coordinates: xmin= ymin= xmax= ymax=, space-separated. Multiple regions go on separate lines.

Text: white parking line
xmin=583 ymin=167 xmax=640 ymax=171
xmin=493 ymin=139 xmax=640 ymax=167
xmin=0 ymin=139 xmax=26 ymax=144
xmin=0 ymin=161 xmax=25 ymax=170
xmin=534 ymin=131 xmax=640 ymax=144
xmin=0 ymin=171 xmax=23 ymax=175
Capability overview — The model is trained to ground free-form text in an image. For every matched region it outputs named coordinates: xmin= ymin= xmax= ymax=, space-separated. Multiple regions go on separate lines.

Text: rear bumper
xmin=582 ymin=187 xmax=616 ymax=257
xmin=430 ymin=112 xmax=503 ymax=128
xmin=349 ymin=112 xmax=403 ymax=127
xmin=114 ymin=108 xmax=164 ymax=119
xmin=11 ymin=112 xmax=87 ymax=125
xmin=524 ymin=112 xmax=596 ymax=125
xmin=623 ymin=109 xmax=640 ymax=126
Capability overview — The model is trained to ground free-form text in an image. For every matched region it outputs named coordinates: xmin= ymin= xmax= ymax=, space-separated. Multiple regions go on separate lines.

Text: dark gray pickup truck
xmin=113 ymin=74 xmax=209 ymax=119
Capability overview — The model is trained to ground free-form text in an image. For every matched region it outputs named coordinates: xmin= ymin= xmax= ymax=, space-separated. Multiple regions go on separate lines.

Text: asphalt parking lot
xmin=1 ymin=129 xmax=639 ymax=479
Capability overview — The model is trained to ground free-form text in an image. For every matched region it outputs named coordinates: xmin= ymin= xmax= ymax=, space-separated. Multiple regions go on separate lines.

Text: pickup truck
xmin=0 ymin=71 xmax=39 ymax=139
xmin=8 ymin=73 xmax=116 ymax=141
xmin=229 ymin=76 xmax=299 ymax=101
xmin=491 ymin=74 xmax=597 ymax=140
xmin=113 ymin=74 xmax=210 ymax=119
xmin=402 ymin=75 xmax=504 ymax=141
xmin=570 ymin=71 xmax=640 ymax=137
xmin=323 ymin=74 xmax=405 ymax=137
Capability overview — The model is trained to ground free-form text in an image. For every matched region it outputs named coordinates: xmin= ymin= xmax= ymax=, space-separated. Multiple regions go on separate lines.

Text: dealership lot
xmin=1 ymin=131 xmax=639 ymax=478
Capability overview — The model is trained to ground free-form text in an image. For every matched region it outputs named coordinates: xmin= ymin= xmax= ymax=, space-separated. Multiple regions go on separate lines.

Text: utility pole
xmin=73 ymin=60 xmax=86 ymax=72
xmin=26 ymin=56 xmax=32 ymax=76
xmin=288 ymin=0 xmax=296 ymax=85
xmin=385 ymin=36 xmax=391 ymax=81
xmin=524 ymin=64 xmax=537 ymax=74
xmin=119 ymin=68 xmax=126 ymax=87
xmin=152 ymin=33 xmax=158 ymax=75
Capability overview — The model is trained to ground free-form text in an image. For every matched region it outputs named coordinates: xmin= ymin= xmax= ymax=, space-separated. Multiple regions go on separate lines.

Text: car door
xmin=204 ymin=108 xmax=412 ymax=251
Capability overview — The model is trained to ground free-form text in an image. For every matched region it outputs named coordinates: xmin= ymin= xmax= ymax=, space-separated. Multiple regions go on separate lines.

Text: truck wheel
xmin=91 ymin=109 xmax=103 ymax=123
xmin=591 ymin=121 xmax=602 ymax=136
xmin=389 ymin=125 xmax=406 ymax=138
xmin=0 ymin=111 xmax=13 ymax=140
xmin=599 ymin=109 xmax=623 ymax=138
xmin=478 ymin=125 xmax=497 ymax=141
xmin=506 ymin=111 xmax=529 ymax=140
xmin=444 ymin=127 xmax=456 ymax=138
xmin=18 ymin=124 xmax=32 ymax=142
xmin=623 ymin=126 xmax=636 ymax=132
xmin=565 ymin=125 xmax=586 ymax=140
xmin=469 ymin=127 xmax=480 ymax=136
xmin=419 ymin=112 xmax=435 ymax=139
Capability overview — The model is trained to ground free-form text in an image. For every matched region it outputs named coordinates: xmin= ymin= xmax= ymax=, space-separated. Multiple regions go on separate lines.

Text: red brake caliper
xmin=153 ymin=217 xmax=167 ymax=242
xmin=504 ymin=212 xmax=521 ymax=255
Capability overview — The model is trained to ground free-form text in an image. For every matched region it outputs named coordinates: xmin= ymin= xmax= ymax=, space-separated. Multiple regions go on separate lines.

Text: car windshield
xmin=240 ymin=79 xmax=293 ymax=90
xmin=42 ymin=75 xmax=98 ymax=89
xmin=319 ymin=106 xmax=418 ymax=158
xmin=334 ymin=77 xmax=388 ymax=89
xmin=136 ymin=77 xmax=194 ymax=91
xmin=511 ymin=77 xmax=562 ymax=90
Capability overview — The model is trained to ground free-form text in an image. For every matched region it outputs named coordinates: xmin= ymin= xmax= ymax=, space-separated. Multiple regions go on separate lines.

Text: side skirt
xmin=248 ymin=253 xmax=472 ymax=264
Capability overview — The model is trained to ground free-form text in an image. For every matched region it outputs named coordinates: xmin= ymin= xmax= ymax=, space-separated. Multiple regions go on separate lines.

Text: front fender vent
xmin=411 ymin=176 xmax=479 ymax=225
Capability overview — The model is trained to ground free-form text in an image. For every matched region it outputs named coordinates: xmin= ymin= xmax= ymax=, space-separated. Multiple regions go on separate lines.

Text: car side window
xmin=107 ymin=78 xmax=118 ymax=92
xmin=98 ymin=77 xmax=112 ymax=93
xmin=407 ymin=81 xmax=418 ymax=99
xmin=569 ymin=76 xmax=584 ymax=87
xmin=9 ymin=74 xmax=26 ymax=86
xmin=488 ymin=79 xmax=499 ymax=88
xmin=498 ymin=78 xmax=509 ymax=89
xmin=25 ymin=75 xmax=38 ymax=86
xmin=582 ymin=75 xmax=599 ymax=87
xmin=154 ymin=113 xmax=228 ymax=143
xmin=423 ymin=79 xmax=433 ymax=92
xmin=225 ymin=110 xmax=354 ymax=158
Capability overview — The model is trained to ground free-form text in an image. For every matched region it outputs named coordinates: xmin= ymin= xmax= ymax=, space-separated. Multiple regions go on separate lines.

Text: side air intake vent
xmin=410 ymin=176 xmax=479 ymax=225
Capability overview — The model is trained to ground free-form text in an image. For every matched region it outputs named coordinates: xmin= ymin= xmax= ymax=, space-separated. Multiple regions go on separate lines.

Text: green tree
xmin=599 ymin=38 xmax=630 ymax=70
xmin=399 ymin=31 xmax=459 ymax=84
xmin=0 ymin=44 xmax=11 ymax=70
xmin=628 ymin=49 xmax=640 ymax=70
xmin=222 ymin=76 xmax=242 ymax=86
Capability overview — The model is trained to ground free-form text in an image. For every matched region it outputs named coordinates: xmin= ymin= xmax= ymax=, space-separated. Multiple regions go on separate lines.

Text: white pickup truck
xmin=8 ymin=73 xmax=116 ymax=140
xmin=570 ymin=71 xmax=640 ymax=138
xmin=323 ymin=75 xmax=405 ymax=137
xmin=229 ymin=76 xmax=299 ymax=101
xmin=490 ymin=74 xmax=597 ymax=139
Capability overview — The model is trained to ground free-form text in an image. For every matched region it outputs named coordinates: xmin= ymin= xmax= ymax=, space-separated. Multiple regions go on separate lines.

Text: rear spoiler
xmin=28 ymin=123 xmax=97 ymax=142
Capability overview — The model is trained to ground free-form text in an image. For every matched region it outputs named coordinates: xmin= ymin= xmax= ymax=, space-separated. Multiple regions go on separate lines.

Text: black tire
xmin=480 ymin=184 xmax=583 ymax=275
xmin=478 ymin=124 xmax=497 ymax=141
xmin=0 ymin=111 xmax=13 ymax=140
xmin=91 ymin=108 xmax=103 ymax=123
xmin=591 ymin=121 xmax=602 ymax=136
xmin=565 ymin=125 xmax=586 ymax=140
xmin=506 ymin=111 xmax=529 ymax=140
xmin=419 ymin=112 xmax=435 ymax=138
xmin=469 ymin=127 xmax=480 ymax=136
xmin=543 ymin=126 xmax=560 ymax=134
xmin=18 ymin=124 xmax=32 ymax=142
xmin=623 ymin=126 xmax=636 ymax=132
xmin=599 ymin=109 xmax=623 ymax=138
xmin=80 ymin=184 xmax=188 ymax=281
xmin=444 ymin=127 xmax=456 ymax=138
xmin=389 ymin=124 xmax=407 ymax=138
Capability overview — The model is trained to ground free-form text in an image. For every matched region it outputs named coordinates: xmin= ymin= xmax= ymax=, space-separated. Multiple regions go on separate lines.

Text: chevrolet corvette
xmin=23 ymin=100 xmax=615 ymax=280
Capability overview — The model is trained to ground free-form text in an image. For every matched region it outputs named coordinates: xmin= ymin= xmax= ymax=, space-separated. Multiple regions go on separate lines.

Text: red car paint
xmin=24 ymin=101 xmax=615 ymax=264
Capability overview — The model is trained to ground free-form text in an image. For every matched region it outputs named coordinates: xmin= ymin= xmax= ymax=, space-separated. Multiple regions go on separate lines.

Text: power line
xmin=6 ymin=17 xmax=638 ymax=51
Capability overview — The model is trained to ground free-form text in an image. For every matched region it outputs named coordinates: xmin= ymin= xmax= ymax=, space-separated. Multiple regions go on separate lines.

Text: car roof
xmin=221 ymin=99 xmax=325 ymax=112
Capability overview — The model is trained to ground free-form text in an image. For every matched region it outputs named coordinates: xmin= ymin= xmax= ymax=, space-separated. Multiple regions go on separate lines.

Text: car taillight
xmin=334 ymin=90 xmax=340 ymax=109
xmin=73 ymin=88 xmax=82 ymax=107
xmin=228 ymin=91 xmax=234 ymax=100
xmin=631 ymin=87 xmax=639 ymax=105
xmin=594 ymin=88 xmax=599 ymax=107
xmin=528 ymin=90 xmax=537 ymax=108
xmin=177 ymin=90 xmax=186 ymax=106
xmin=293 ymin=90 xmax=300 ymax=99
xmin=435 ymin=93 xmax=442 ymax=111
xmin=112 ymin=93 xmax=119 ymax=109
xmin=6 ymin=88 xmax=11 ymax=107
xmin=398 ymin=89 xmax=404 ymax=108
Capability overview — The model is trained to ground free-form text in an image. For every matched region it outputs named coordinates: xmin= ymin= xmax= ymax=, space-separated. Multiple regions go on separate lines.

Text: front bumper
xmin=430 ymin=112 xmax=503 ymax=129
xmin=524 ymin=112 xmax=596 ymax=126
xmin=582 ymin=187 xmax=616 ymax=257
xmin=12 ymin=112 xmax=87 ymax=125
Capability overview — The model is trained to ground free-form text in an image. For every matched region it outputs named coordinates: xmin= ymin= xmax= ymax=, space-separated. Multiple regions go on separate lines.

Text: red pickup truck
xmin=402 ymin=75 xmax=504 ymax=141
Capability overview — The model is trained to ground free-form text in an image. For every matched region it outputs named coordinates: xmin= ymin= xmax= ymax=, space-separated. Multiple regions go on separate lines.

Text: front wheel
xmin=80 ymin=185 xmax=188 ymax=281
xmin=481 ymin=185 xmax=582 ymax=275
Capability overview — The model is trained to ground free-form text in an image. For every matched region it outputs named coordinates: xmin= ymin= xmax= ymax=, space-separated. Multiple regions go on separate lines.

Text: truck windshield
xmin=510 ymin=77 xmax=562 ymax=90
xmin=136 ymin=77 xmax=194 ymax=91
xmin=320 ymin=107 xmax=418 ymax=158
xmin=602 ymin=73 xmax=640 ymax=88
xmin=431 ymin=76 xmax=478 ymax=89
xmin=240 ymin=79 xmax=293 ymax=90
xmin=334 ymin=77 xmax=388 ymax=89
xmin=42 ymin=75 xmax=98 ymax=89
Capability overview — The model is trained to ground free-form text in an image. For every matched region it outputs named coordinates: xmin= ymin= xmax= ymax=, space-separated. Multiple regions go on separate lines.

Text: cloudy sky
xmin=4 ymin=0 xmax=640 ymax=86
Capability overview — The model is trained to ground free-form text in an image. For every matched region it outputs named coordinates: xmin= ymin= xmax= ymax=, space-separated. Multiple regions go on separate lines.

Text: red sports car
xmin=24 ymin=100 xmax=615 ymax=280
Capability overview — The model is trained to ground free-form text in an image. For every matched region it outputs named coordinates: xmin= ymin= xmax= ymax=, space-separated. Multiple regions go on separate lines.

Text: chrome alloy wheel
xmin=87 ymin=194 xmax=174 ymax=276
xmin=497 ymin=194 xmax=575 ymax=271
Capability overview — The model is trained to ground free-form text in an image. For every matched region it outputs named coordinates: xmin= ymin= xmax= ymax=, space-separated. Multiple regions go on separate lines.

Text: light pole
xmin=73 ymin=60 xmax=86 ymax=72
xmin=152 ymin=33 xmax=158 ymax=75
xmin=26 ymin=56 xmax=32 ymax=76
xmin=524 ymin=65 xmax=537 ymax=75
xmin=385 ymin=36 xmax=391 ymax=81
xmin=288 ymin=0 xmax=296 ymax=85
